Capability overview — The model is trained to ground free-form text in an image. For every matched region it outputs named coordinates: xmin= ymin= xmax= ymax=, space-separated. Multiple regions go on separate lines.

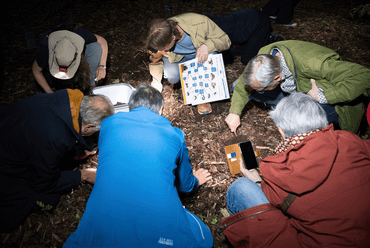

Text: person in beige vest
xmin=145 ymin=13 xmax=231 ymax=115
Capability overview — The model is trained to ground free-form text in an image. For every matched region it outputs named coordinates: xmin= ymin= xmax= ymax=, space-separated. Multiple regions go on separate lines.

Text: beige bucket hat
xmin=48 ymin=30 xmax=85 ymax=79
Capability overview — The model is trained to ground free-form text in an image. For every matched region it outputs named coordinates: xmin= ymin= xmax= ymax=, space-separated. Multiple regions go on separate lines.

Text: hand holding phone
xmin=239 ymin=158 xmax=262 ymax=182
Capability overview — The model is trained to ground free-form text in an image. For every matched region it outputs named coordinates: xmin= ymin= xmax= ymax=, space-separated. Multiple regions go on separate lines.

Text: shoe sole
xmin=198 ymin=110 xmax=212 ymax=115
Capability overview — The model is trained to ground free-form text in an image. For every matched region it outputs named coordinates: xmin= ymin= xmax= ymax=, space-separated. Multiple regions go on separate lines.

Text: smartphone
xmin=238 ymin=141 xmax=258 ymax=170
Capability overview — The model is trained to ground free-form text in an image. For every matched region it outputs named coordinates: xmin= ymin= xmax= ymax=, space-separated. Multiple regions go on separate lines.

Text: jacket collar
xmin=66 ymin=89 xmax=84 ymax=134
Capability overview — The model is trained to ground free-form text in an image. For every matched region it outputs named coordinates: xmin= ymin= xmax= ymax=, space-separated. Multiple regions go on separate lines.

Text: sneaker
xmin=269 ymin=32 xmax=277 ymax=43
xmin=197 ymin=103 xmax=212 ymax=115
xmin=269 ymin=16 xmax=277 ymax=20
xmin=279 ymin=22 xmax=297 ymax=27
xmin=269 ymin=32 xmax=286 ymax=44
xmin=276 ymin=34 xmax=286 ymax=41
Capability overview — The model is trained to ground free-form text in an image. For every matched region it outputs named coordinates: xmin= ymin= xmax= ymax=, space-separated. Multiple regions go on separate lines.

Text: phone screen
xmin=239 ymin=141 xmax=258 ymax=170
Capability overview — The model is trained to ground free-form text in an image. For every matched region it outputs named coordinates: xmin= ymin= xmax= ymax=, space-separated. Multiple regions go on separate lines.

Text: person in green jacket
xmin=145 ymin=13 xmax=231 ymax=115
xmin=225 ymin=40 xmax=370 ymax=134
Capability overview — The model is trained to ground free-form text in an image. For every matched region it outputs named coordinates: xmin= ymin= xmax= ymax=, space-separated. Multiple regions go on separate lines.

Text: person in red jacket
xmin=222 ymin=92 xmax=370 ymax=248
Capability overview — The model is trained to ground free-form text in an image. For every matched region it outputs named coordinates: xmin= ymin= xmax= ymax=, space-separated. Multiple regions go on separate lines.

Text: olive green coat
xmin=230 ymin=40 xmax=370 ymax=133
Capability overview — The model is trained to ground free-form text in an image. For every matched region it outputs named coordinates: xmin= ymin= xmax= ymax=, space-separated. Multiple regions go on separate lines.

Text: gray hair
xmin=80 ymin=94 xmax=115 ymax=131
xmin=128 ymin=84 xmax=164 ymax=113
xmin=242 ymin=54 xmax=282 ymax=87
xmin=269 ymin=92 xmax=328 ymax=138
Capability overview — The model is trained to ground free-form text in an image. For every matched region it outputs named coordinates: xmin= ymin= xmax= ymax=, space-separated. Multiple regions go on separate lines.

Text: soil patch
xmin=1 ymin=0 xmax=370 ymax=247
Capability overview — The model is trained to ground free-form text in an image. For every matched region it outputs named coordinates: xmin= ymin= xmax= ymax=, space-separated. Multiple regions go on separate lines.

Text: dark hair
xmin=74 ymin=53 xmax=91 ymax=94
xmin=145 ymin=18 xmax=180 ymax=51
xmin=55 ymin=53 xmax=91 ymax=94
xmin=128 ymin=84 xmax=164 ymax=113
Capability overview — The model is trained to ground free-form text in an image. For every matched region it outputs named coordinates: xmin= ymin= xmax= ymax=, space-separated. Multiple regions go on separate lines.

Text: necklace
xmin=275 ymin=129 xmax=322 ymax=154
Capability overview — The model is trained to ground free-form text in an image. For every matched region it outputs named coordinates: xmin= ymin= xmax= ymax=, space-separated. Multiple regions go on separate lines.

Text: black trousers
xmin=0 ymin=175 xmax=61 ymax=233
xmin=262 ymin=0 xmax=302 ymax=24
xmin=210 ymin=9 xmax=271 ymax=65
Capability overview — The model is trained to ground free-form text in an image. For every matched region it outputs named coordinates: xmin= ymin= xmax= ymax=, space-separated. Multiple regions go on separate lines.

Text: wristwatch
xmin=99 ymin=65 xmax=106 ymax=69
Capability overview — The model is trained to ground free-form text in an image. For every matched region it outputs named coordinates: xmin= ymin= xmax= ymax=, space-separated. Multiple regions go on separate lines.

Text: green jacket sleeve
xmin=313 ymin=59 xmax=370 ymax=104
xmin=259 ymin=40 xmax=370 ymax=104
xmin=229 ymin=75 xmax=251 ymax=115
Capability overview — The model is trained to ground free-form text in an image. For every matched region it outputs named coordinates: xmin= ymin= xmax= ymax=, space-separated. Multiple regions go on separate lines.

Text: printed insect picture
xmin=179 ymin=54 xmax=230 ymax=106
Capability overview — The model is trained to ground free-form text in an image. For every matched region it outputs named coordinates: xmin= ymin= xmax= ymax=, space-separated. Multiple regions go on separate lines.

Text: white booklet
xmin=179 ymin=54 xmax=230 ymax=106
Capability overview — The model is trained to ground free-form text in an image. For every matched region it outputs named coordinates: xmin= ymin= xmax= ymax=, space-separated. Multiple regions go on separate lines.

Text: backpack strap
xmin=280 ymin=193 xmax=296 ymax=214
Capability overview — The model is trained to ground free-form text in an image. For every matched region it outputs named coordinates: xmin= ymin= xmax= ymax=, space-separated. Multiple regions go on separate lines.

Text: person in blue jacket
xmin=0 ymin=89 xmax=114 ymax=233
xmin=64 ymin=84 xmax=213 ymax=248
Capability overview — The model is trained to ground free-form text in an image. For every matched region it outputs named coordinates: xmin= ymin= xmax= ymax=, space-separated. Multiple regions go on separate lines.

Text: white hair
xmin=242 ymin=54 xmax=282 ymax=87
xmin=269 ymin=92 xmax=329 ymax=138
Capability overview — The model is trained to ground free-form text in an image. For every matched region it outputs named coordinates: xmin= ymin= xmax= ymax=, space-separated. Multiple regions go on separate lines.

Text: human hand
xmin=86 ymin=148 xmax=98 ymax=157
xmin=75 ymin=149 xmax=98 ymax=160
xmin=239 ymin=159 xmax=262 ymax=183
xmin=225 ymin=113 xmax=241 ymax=133
xmin=95 ymin=66 xmax=106 ymax=82
xmin=307 ymin=78 xmax=319 ymax=102
xmin=80 ymin=168 xmax=97 ymax=184
xmin=193 ymin=168 xmax=212 ymax=186
xmin=195 ymin=44 xmax=209 ymax=64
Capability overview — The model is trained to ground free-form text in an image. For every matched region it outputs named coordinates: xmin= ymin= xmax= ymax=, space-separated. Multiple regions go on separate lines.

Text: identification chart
xmin=179 ymin=54 xmax=230 ymax=106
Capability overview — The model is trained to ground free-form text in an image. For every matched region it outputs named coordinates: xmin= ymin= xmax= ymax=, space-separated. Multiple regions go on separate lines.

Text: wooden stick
xmin=205 ymin=161 xmax=226 ymax=165
xmin=255 ymin=146 xmax=271 ymax=150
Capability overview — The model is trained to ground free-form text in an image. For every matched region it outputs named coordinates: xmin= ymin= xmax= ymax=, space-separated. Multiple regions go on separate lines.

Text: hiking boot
xmin=197 ymin=103 xmax=212 ymax=115
xmin=276 ymin=34 xmax=286 ymax=41
xmin=269 ymin=32 xmax=278 ymax=43
xmin=269 ymin=32 xmax=286 ymax=44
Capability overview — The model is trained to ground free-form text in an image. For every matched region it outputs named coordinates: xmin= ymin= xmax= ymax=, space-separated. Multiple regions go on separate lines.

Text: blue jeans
xmin=226 ymin=177 xmax=269 ymax=215
xmin=85 ymin=42 xmax=102 ymax=86
xmin=163 ymin=52 xmax=217 ymax=84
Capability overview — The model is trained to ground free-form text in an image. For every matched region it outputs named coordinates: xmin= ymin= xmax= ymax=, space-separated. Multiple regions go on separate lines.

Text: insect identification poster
xmin=179 ymin=54 xmax=230 ymax=106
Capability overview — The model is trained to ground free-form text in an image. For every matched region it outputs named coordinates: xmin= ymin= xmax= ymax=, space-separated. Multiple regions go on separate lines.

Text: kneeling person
xmin=64 ymin=84 xmax=213 ymax=248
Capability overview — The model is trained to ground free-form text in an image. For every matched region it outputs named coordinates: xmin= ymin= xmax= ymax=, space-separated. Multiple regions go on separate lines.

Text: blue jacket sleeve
xmin=174 ymin=129 xmax=199 ymax=194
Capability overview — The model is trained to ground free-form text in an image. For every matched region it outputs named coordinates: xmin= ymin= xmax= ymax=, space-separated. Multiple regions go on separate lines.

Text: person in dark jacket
xmin=32 ymin=24 xmax=109 ymax=94
xmin=0 ymin=89 xmax=114 ymax=233
xmin=207 ymin=9 xmax=284 ymax=65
